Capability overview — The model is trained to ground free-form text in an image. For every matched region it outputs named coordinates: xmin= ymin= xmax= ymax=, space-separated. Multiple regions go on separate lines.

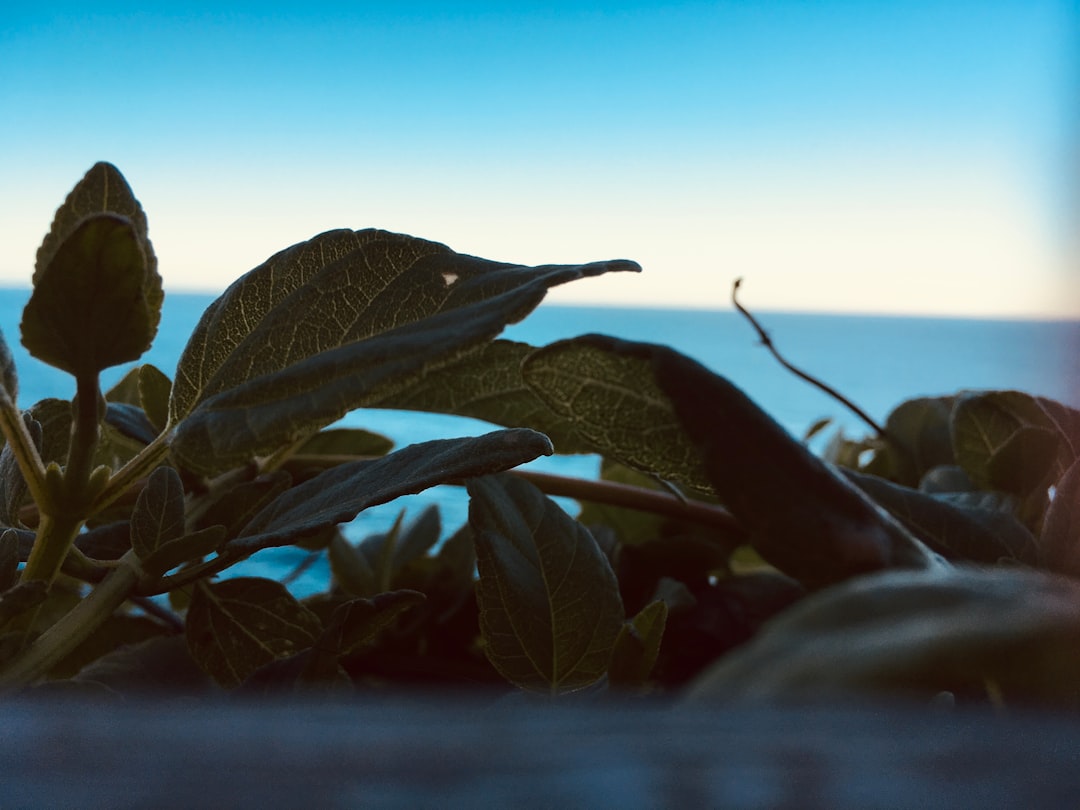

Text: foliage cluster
xmin=1 ymin=163 xmax=1078 ymax=706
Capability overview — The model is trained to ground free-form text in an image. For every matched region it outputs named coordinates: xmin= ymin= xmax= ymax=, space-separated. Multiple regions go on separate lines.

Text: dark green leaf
xmin=141 ymin=525 xmax=227 ymax=578
xmin=361 ymin=505 xmax=441 ymax=586
xmin=70 ymin=635 xmax=212 ymax=693
xmin=985 ymin=425 xmax=1060 ymax=496
xmin=191 ymin=470 xmax=292 ymax=536
xmin=608 ymin=600 xmax=667 ymax=688
xmin=687 ymin=566 xmax=1080 ymax=705
xmin=104 ymin=365 xmax=142 ymax=405
xmin=230 ymin=429 xmax=552 ymax=555
xmin=50 ymin=614 xmax=170 ymax=680
xmin=138 ymin=364 xmax=172 ymax=433
xmin=297 ymin=427 xmax=394 ymax=459
xmin=35 ymin=162 xmax=156 ymax=282
xmin=874 ymin=396 xmax=956 ymax=485
xmin=105 ymin=402 xmax=158 ymax=446
xmin=316 ymin=590 xmax=427 ymax=658
xmin=186 ymin=577 xmax=322 ymax=689
xmin=329 ymin=532 xmax=377 ymax=597
xmin=844 ymin=469 xmax=1037 ymax=564
xmin=130 ymin=466 xmax=185 ymax=560
xmin=1040 ymin=458 xmax=1080 ymax=577
xmin=468 ymin=473 xmax=624 ymax=694
xmin=521 ymin=336 xmax=711 ymax=493
xmin=22 ymin=213 xmax=162 ymax=376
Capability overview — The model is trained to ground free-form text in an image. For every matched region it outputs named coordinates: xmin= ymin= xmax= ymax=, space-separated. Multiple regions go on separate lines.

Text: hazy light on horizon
xmin=1 ymin=2 xmax=1075 ymax=318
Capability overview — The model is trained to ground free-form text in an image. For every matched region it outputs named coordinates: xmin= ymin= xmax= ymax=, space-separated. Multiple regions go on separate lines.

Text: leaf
xmin=316 ymin=590 xmax=427 ymax=658
xmin=361 ymin=505 xmax=442 ymax=587
xmin=130 ymin=466 xmax=185 ymax=560
xmin=191 ymin=470 xmax=292 ymax=536
xmin=534 ymin=335 xmax=939 ymax=588
xmin=0 ymin=581 xmax=48 ymax=629
xmin=468 ymin=473 xmax=624 ymax=694
xmin=686 ymin=566 xmax=1080 ymax=705
xmin=608 ymin=599 xmax=668 ymax=688
xmin=521 ymin=335 xmax=712 ymax=493
xmin=0 ymin=327 xmax=17 ymax=401
xmin=35 ymin=162 xmax=156 ymax=282
xmin=185 ymin=577 xmax=322 ymax=689
xmin=1040 ymin=458 xmax=1080 ymax=577
xmin=229 ymin=429 xmax=553 ymax=556
xmin=843 ymin=469 xmax=1038 ymax=564
xmin=22 ymin=213 xmax=162 ymax=376
xmin=952 ymin=391 xmax=1080 ymax=494
xmin=871 ymin=396 xmax=956 ymax=485
xmin=138 ymin=364 xmax=172 ymax=433
xmin=105 ymin=402 xmax=159 ymax=446
xmin=0 ymin=412 xmax=41 ymax=526
xmin=329 ymin=532 xmax=377 ymax=597
xmin=141 ymin=525 xmax=227 ymax=578
xmin=168 ymin=228 xmax=637 ymax=427
xmin=296 ymin=427 xmax=394 ymax=459
xmin=49 ymin=614 xmax=170 ymax=680
xmin=371 ymin=340 xmax=595 ymax=454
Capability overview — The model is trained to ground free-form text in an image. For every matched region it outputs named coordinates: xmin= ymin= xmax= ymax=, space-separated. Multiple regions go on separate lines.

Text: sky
xmin=1 ymin=1 xmax=1077 ymax=318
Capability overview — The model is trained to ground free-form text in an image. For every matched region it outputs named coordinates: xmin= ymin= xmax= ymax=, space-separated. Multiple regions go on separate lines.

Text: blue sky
xmin=1 ymin=2 xmax=1076 ymax=317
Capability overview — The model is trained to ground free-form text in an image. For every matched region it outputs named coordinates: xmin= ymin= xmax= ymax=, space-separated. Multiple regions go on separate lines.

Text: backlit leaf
xmin=230 ymin=429 xmax=553 ymax=555
xmin=169 ymin=228 xmax=638 ymax=426
xmin=521 ymin=335 xmax=711 ymax=492
xmin=22 ymin=213 xmax=163 ymax=376
xmin=468 ymin=473 xmax=624 ymax=694
xmin=186 ymin=577 xmax=322 ymax=689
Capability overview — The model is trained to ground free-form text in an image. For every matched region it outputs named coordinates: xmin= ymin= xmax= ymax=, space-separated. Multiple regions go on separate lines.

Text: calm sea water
xmin=3 ymin=288 xmax=1078 ymax=592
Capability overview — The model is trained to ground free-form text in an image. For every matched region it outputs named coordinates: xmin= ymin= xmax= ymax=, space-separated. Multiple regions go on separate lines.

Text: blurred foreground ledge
xmin=2 ymin=696 xmax=1078 ymax=808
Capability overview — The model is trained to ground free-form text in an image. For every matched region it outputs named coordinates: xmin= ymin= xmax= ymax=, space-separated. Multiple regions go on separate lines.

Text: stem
xmin=64 ymin=374 xmax=103 ymax=500
xmin=731 ymin=278 xmax=891 ymax=441
xmin=0 ymin=551 xmax=142 ymax=691
xmin=0 ymin=387 xmax=49 ymax=511
xmin=89 ymin=428 xmax=172 ymax=517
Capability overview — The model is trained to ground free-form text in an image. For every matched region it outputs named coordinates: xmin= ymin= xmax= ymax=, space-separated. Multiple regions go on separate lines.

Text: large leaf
xmin=186 ymin=577 xmax=322 ymax=689
xmin=169 ymin=228 xmax=638 ymax=425
xmin=865 ymin=396 xmax=956 ymax=485
xmin=844 ymin=469 xmax=1038 ymax=565
xmin=522 ymin=336 xmax=711 ymax=492
xmin=952 ymin=391 xmax=1080 ymax=495
xmin=22 ymin=213 xmax=163 ymax=376
xmin=526 ymin=335 xmax=940 ymax=588
xmin=686 ymin=566 xmax=1080 ymax=705
xmin=229 ymin=429 xmax=552 ymax=555
xmin=170 ymin=290 xmax=548 ymax=474
xmin=468 ymin=473 xmax=624 ymax=694
xmin=371 ymin=340 xmax=595 ymax=453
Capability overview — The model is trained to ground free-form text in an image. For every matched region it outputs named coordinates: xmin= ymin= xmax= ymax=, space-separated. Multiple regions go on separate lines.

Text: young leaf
xmin=468 ymin=473 xmax=625 ymax=694
xmin=130 ymin=466 xmax=185 ymax=561
xmin=22 ymin=213 xmax=162 ymax=376
xmin=35 ymin=162 xmax=156 ymax=282
xmin=169 ymin=228 xmax=638 ymax=425
xmin=229 ymin=429 xmax=553 ymax=555
xmin=686 ymin=566 xmax=1080 ymax=705
xmin=138 ymin=364 xmax=172 ymax=433
xmin=329 ymin=532 xmax=377 ymax=597
xmin=316 ymin=590 xmax=426 ymax=658
xmin=186 ymin=577 xmax=322 ymax=689
xmin=608 ymin=599 xmax=668 ymax=689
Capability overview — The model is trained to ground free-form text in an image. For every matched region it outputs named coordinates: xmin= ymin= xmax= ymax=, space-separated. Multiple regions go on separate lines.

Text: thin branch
xmin=731 ymin=278 xmax=891 ymax=441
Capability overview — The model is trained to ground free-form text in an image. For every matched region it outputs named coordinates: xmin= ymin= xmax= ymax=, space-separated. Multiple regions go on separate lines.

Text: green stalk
xmin=0 ymin=551 xmax=142 ymax=691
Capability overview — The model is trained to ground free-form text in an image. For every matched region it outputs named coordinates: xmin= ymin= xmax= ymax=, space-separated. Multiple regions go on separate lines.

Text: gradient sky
xmin=1 ymin=1 xmax=1076 ymax=317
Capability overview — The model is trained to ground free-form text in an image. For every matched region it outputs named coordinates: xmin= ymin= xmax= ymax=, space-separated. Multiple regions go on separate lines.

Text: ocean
xmin=3 ymin=288 xmax=1077 ymax=593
